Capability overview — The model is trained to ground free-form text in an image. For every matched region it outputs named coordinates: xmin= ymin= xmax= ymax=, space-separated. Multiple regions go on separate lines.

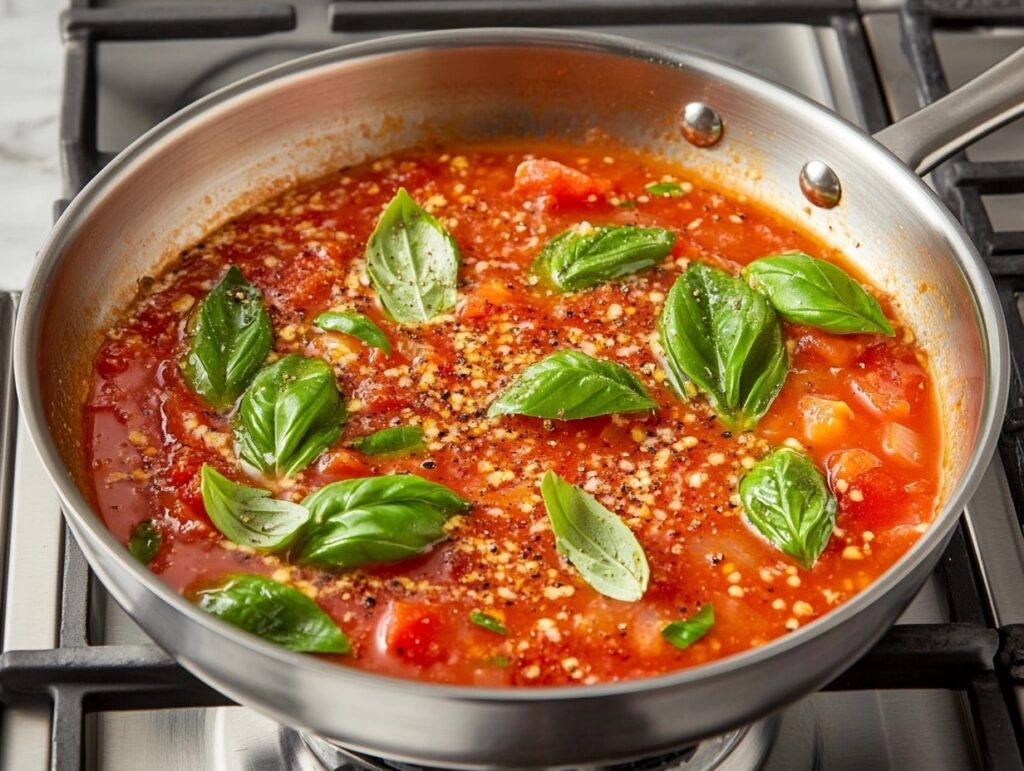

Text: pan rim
xmin=13 ymin=27 xmax=1010 ymax=706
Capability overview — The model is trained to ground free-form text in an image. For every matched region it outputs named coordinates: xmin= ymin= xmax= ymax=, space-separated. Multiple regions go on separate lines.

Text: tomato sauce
xmin=84 ymin=141 xmax=941 ymax=686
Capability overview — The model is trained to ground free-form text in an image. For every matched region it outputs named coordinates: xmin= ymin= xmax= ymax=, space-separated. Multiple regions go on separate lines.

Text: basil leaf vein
xmin=469 ymin=610 xmax=508 ymax=635
xmin=294 ymin=474 xmax=470 ymax=570
xmin=743 ymin=252 xmax=894 ymax=336
xmin=234 ymin=354 xmax=347 ymax=478
xmin=181 ymin=266 xmax=272 ymax=410
xmin=662 ymin=604 xmax=714 ymax=650
xmin=195 ymin=574 xmax=349 ymax=653
xmin=366 ymin=188 xmax=460 ymax=324
xmin=739 ymin=448 xmax=836 ymax=569
xmin=540 ymin=470 xmax=649 ymax=602
xmin=200 ymin=465 xmax=310 ymax=550
xmin=658 ymin=262 xmax=787 ymax=430
xmin=315 ymin=311 xmax=391 ymax=354
xmin=128 ymin=519 xmax=161 ymax=564
xmin=532 ymin=225 xmax=675 ymax=292
xmin=352 ymin=426 xmax=426 ymax=457
xmin=487 ymin=350 xmax=656 ymax=420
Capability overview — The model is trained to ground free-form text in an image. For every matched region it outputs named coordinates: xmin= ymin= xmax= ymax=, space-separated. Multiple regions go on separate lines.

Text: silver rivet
xmin=680 ymin=102 xmax=723 ymax=148
xmin=799 ymin=161 xmax=842 ymax=208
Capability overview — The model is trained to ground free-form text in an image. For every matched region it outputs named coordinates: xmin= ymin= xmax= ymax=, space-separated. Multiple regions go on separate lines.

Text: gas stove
xmin=2 ymin=2 xmax=1024 ymax=769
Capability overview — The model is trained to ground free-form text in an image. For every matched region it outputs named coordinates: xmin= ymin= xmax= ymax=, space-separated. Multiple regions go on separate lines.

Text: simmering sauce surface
xmin=85 ymin=141 xmax=941 ymax=685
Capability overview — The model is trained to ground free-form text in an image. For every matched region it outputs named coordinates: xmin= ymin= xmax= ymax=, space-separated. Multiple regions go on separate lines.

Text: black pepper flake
xmin=420 ymin=459 xmax=437 ymax=470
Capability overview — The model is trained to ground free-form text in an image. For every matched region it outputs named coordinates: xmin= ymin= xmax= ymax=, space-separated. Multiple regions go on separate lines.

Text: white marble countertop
xmin=0 ymin=3 xmax=63 ymax=292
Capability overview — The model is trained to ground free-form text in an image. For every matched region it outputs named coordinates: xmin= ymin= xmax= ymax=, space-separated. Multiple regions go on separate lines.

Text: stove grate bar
xmin=0 ymin=294 xmax=20 ymax=651
xmin=950 ymin=161 xmax=1024 ymax=194
xmin=0 ymin=619 xmax=1006 ymax=702
xmin=0 ymin=645 xmax=230 ymax=710
xmin=328 ymin=0 xmax=856 ymax=31
xmin=57 ymin=3 xmax=297 ymax=199
xmin=60 ymin=4 xmax=297 ymax=42
xmin=912 ymin=0 xmax=1024 ymax=26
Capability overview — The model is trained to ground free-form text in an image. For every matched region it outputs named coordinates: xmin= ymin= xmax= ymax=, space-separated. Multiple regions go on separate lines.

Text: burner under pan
xmin=292 ymin=715 xmax=786 ymax=771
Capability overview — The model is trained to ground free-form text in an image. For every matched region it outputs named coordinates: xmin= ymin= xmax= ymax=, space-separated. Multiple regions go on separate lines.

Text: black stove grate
xmin=2 ymin=2 xmax=1024 ymax=770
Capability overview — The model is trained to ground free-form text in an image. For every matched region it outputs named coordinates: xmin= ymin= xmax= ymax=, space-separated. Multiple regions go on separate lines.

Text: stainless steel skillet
xmin=13 ymin=28 xmax=1024 ymax=769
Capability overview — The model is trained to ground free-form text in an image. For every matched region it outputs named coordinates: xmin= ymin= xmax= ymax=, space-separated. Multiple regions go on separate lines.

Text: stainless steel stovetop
xmin=3 ymin=3 xmax=1024 ymax=769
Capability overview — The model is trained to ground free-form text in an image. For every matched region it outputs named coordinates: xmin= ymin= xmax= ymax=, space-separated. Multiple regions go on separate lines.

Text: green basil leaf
xmin=540 ymin=470 xmax=649 ymax=602
xmin=195 ymin=574 xmax=349 ymax=654
xmin=743 ymin=252 xmax=894 ymax=336
xmin=181 ymin=266 xmax=273 ymax=410
xmin=128 ymin=520 xmax=161 ymax=564
xmin=200 ymin=465 xmax=310 ymax=550
xmin=739 ymin=448 xmax=836 ymax=569
xmin=469 ymin=611 xmax=508 ymax=635
xmin=365 ymin=187 xmax=460 ymax=324
xmin=235 ymin=354 xmax=347 ymax=478
xmin=662 ymin=604 xmax=714 ymax=650
xmin=294 ymin=474 xmax=470 ymax=570
xmin=532 ymin=225 xmax=675 ymax=292
xmin=314 ymin=311 xmax=391 ymax=354
xmin=487 ymin=350 xmax=656 ymax=420
xmin=352 ymin=426 xmax=426 ymax=457
xmin=658 ymin=262 xmax=787 ymax=430
xmin=645 ymin=182 xmax=686 ymax=197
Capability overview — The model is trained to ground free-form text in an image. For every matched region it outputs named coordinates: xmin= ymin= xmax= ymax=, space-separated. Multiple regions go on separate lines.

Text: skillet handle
xmin=873 ymin=45 xmax=1024 ymax=176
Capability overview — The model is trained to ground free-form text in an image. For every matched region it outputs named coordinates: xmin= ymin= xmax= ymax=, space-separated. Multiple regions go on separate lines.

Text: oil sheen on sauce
xmin=85 ymin=141 xmax=941 ymax=686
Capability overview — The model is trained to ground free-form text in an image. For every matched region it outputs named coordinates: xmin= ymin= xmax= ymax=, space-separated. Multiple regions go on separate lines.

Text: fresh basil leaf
xmin=181 ymin=266 xmax=272 ymax=410
xmin=195 ymin=574 xmax=349 ymax=654
xmin=645 ymin=182 xmax=685 ymax=197
xmin=739 ymin=448 xmax=836 ymax=569
xmin=314 ymin=311 xmax=391 ymax=354
xmin=128 ymin=520 xmax=161 ymax=564
xmin=743 ymin=252 xmax=894 ymax=336
xmin=470 ymin=611 xmax=508 ymax=636
xmin=662 ymin=604 xmax=714 ymax=650
xmin=487 ymin=350 xmax=656 ymax=420
xmin=365 ymin=187 xmax=460 ymax=324
xmin=658 ymin=262 xmax=787 ymax=430
xmin=235 ymin=354 xmax=347 ymax=478
xmin=540 ymin=470 xmax=649 ymax=602
xmin=200 ymin=465 xmax=310 ymax=550
xmin=352 ymin=426 xmax=426 ymax=457
xmin=532 ymin=225 xmax=675 ymax=292
xmin=293 ymin=474 xmax=470 ymax=570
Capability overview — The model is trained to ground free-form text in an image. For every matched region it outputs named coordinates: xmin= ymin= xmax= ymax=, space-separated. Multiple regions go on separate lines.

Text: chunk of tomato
xmin=513 ymin=159 xmax=611 ymax=202
xmin=354 ymin=378 xmax=415 ymax=413
xmin=792 ymin=327 xmax=863 ymax=368
xmin=95 ymin=340 xmax=132 ymax=379
xmin=850 ymin=343 xmax=925 ymax=419
xmin=316 ymin=448 xmax=371 ymax=479
xmin=837 ymin=466 xmax=906 ymax=529
xmin=458 ymin=280 xmax=517 ymax=321
xmin=826 ymin=448 xmax=881 ymax=488
xmin=799 ymin=396 xmax=854 ymax=446
xmin=385 ymin=602 xmax=445 ymax=666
